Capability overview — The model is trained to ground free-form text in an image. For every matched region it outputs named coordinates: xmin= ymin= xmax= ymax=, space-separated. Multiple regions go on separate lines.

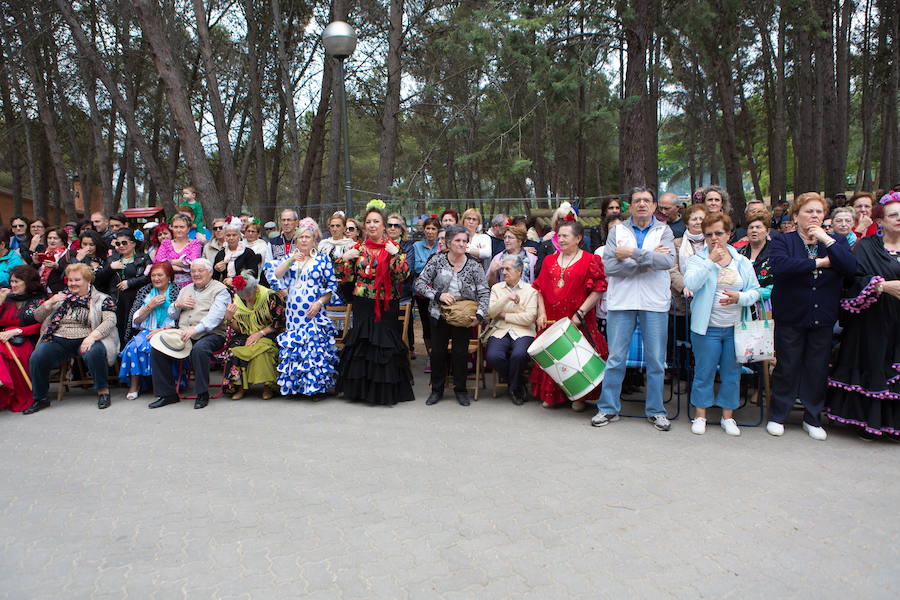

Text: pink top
xmin=153 ymin=238 xmax=203 ymax=286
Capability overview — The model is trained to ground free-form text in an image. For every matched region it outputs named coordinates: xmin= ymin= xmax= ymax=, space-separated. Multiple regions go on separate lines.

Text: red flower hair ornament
xmin=232 ymin=275 xmax=247 ymax=291
xmin=563 ymin=213 xmax=576 ymax=222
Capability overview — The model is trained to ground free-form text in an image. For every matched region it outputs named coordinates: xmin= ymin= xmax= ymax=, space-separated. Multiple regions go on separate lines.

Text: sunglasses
xmin=12 ymin=223 xmax=25 ymax=228
xmin=387 ymin=223 xmax=403 ymax=229
xmin=114 ymin=240 xmax=131 ymax=247
xmin=213 ymin=226 xmax=223 ymax=230
xmin=346 ymin=226 xmax=357 ymax=231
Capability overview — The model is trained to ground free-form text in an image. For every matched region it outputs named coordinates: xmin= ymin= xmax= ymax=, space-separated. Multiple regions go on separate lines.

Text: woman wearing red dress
xmin=530 ymin=220 xmax=609 ymax=411
xmin=0 ymin=265 xmax=45 ymax=412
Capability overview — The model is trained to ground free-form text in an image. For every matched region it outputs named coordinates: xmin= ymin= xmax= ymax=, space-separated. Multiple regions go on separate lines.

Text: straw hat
xmin=149 ymin=329 xmax=193 ymax=359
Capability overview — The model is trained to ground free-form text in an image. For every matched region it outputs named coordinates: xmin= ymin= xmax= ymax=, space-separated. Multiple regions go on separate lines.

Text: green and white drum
xmin=527 ymin=317 xmax=606 ymax=400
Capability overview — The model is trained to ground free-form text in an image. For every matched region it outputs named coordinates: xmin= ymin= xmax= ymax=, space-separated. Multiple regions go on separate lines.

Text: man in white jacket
xmin=592 ymin=187 xmax=676 ymax=430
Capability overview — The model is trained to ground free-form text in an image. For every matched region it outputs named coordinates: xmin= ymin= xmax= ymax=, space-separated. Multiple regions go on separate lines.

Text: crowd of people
xmin=1 ymin=184 xmax=898 ymax=443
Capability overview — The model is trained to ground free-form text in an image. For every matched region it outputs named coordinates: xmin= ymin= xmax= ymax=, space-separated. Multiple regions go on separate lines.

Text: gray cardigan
xmin=414 ymin=252 xmax=490 ymax=321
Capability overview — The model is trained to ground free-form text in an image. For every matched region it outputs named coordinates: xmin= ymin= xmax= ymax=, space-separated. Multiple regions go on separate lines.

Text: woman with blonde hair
xmin=767 ymin=192 xmax=856 ymax=440
xmin=25 ymin=263 xmax=119 ymax=413
xmin=461 ymin=208 xmax=494 ymax=271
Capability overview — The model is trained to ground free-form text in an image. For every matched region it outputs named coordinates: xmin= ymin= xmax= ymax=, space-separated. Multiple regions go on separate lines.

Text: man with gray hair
xmin=487 ymin=213 xmax=509 ymax=258
xmin=270 ymin=208 xmax=300 ymax=261
xmin=148 ymin=258 xmax=231 ymax=410
xmin=656 ymin=192 xmax=685 ymax=238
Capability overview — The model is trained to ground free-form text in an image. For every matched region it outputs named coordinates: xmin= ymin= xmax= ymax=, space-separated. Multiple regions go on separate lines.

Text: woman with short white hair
xmin=213 ymin=216 xmax=258 ymax=287
xmin=266 ymin=217 xmax=339 ymax=396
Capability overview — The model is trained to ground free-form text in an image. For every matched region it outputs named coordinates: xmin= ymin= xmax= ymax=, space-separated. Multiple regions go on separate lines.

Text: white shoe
xmin=766 ymin=421 xmax=784 ymax=436
xmin=803 ymin=422 xmax=827 ymax=441
xmin=126 ymin=391 xmax=139 ymax=401
xmin=691 ymin=417 xmax=707 ymax=435
xmin=720 ymin=418 xmax=741 ymax=436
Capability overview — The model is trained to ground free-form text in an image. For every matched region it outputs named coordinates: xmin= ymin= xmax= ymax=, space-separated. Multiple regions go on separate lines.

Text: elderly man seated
xmin=148 ymin=258 xmax=231 ymax=409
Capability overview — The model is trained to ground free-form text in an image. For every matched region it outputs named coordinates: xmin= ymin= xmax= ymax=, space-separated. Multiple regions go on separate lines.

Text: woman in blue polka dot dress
xmin=265 ymin=219 xmax=339 ymax=396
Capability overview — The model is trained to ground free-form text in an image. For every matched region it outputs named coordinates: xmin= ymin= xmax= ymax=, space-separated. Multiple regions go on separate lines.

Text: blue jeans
xmin=597 ymin=310 xmax=668 ymax=417
xmin=689 ymin=327 xmax=740 ymax=410
xmin=30 ymin=336 xmax=108 ymax=401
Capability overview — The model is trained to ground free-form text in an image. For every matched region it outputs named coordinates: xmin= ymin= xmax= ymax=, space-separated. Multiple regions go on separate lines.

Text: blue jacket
xmin=684 ymin=246 xmax=760 ymax=335
xmin=768 ymin=231 xmax=856 ymax=328
xmin=411 ymin=239 xmax=438 ymax=275
xmin=0 ymin=250 xmax=25 ymax=287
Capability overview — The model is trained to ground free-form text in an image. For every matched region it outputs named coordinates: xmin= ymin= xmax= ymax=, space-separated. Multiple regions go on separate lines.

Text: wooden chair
xmin=326 ymin=305 xmax=353 ymax=349
xmin=55 ymin=356 xmax=118 ymax=403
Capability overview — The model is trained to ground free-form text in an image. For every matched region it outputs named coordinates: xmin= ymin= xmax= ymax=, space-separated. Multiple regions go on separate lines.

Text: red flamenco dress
xmin=529 ymin=251 xmax=609 ymax=406
xmin=0 ymin=297 xmax=44 ymax=412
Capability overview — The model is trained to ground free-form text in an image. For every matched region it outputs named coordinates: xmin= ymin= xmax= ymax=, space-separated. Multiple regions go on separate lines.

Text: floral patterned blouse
xmin=336 ymin=246 xmax=409 ymax=300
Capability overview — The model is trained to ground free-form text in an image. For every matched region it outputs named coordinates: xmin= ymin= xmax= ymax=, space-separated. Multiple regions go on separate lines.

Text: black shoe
xmin=148 ymin=396 xmax=179 ymax=409
xmin=23 ymin=399 xmax=50 ymax=415
xmin=455 ymin=390 xmax=471 ymax=406
xmin=425 ymin=388 xmax=443 ymax=405
xmin=511 ymin=389 xmax=526 ymax=406
xmin=97 ymin=393 xmax=111 ymax=410
xmin=194 ymin=394 xmax=209 ymax=409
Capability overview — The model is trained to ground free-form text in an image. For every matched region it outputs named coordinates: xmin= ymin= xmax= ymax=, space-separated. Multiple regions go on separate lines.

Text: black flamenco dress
xmin=826 ymin=236 xmax=900 ymax=436
xmin=335 ymin=240 xmax=415 ymax=405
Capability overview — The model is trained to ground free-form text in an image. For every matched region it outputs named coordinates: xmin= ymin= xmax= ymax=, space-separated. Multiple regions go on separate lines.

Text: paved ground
xmin=2 ymin=351 xmax=899 ymax=599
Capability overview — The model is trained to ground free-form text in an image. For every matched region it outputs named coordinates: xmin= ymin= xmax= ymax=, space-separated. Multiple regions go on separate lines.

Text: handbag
xmin=733 ymin=301 xmax=774 ymax=363
xmin=7 ymin=336 xmax=25 ymax=346
xmin=441 ymin=299 xmax=478 ymax=327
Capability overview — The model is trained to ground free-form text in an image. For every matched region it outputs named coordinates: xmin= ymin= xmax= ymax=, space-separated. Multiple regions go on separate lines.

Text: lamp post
xmin=322 ymin=21 xmax=357 ymax=217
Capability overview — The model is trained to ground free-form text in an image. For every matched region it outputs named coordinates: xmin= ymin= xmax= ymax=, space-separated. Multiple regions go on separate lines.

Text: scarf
xmin=38 ymin=247 xmax=67 ymax=287
xmin=43 ymin=288 xmax=93 ymax=340
xmin=7 ymin=291 xmax=44 ymax=323
xmin=846 ymin=230 xmax=858 ymax=247
xmin=223 ymin=244 xmax=246 ymax=277
xmin=364 ymin=238 xmax=392 ymax=321
xmin=233 ymin=286 xmax=274 ymax=334
xmin=146 ymin=284 xmax=173 ymax=329
xmin=679 ymin=233 xmax=705 ymax=273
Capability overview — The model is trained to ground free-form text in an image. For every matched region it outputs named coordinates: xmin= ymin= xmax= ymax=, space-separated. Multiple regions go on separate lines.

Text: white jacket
xmin=603 ymin=217 xmax=675 ymax=312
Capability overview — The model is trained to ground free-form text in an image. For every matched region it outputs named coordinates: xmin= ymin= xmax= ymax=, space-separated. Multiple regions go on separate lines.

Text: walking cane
xmin=3 ymin=341 xmax=31 ymax=390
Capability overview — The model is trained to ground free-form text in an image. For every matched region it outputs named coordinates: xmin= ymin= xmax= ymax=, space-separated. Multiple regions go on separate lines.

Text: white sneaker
xmin=766 ymin=421 xmax=784 ymax=436
xmin=720 ymin=418 xmax=741 ymax=436
xmin=691 ymin=417 xmax=707 ymax=435
xmin=803 ymin=422 xmax=827 ymax=441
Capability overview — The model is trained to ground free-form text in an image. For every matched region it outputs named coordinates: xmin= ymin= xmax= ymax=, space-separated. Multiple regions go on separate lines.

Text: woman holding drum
xmin=529 ymin=221 xmax=608 ymax=412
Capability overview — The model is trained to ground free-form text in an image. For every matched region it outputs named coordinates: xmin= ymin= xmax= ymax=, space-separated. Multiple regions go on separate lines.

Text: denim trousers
xmin=597 ymin=310 xmax=668 ymax=417
xmin=689 ymin=326 xmax=740 ymax=410
xmin=30 ymin=336 xmax=108 ymax=401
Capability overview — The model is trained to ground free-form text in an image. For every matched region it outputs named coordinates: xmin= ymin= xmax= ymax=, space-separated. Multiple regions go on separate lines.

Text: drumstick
xmin=3 ymin=341 xmax=32 ymax=390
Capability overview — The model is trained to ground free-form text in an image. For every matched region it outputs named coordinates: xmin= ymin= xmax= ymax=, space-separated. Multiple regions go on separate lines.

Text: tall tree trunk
xmin=0 ymin=38 xmax=22 ymax=215
xmin=191 ymin=0 xmax=239 ymax=208
xmin=376 ymin=0 xmax=404 ymax=198
xmin=876 ymin=0 xmax=898 ymax=189
xmin=268 ymin=100 xmax=287 ymax=220
xmin=644 ymin=27 xmax=660 ymax=191
xmin=56 ymin=0 xmax=174 ymax=214
xmin=714 ymin=60 xmax=746 ymax=214
xmin=271 ymin=0 xmax=304 ymax=213
xmin=243 ymin=0 xmax=269 ymax=216
xmin=133 ymin=0 xmax=221 ymax=217
xmin=15 ymin=9 xmax=74 ymax=222
xmin=816 ymin=0 xmax=843 ymax=198
xmin=618 ymin=0 xmax=652 ymax=190
xmin=792 ymin=23 xmax=819 ymax=194
xmin=299 ymin=62 xmax=332 ymax=210
xmin=857 ymin=0 xmax=875 ymax=190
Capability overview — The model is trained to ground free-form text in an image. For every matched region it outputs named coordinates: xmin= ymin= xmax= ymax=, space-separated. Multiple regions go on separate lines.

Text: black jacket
xmin=212 ymin=247 xmax=259 ymax=282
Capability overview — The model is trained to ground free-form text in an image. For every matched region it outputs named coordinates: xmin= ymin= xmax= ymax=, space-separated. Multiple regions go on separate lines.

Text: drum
xmin=527 ymin=317 xmax=606 ymax=400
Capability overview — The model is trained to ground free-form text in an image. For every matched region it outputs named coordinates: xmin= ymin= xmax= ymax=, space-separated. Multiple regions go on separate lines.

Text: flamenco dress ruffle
xmin=336 ymin=297 xmax=414 ymax=405
xmin=118 ymin=330 xmax=153 ymax=379
xmin=276 ymin=318 xmax=339 ymax=396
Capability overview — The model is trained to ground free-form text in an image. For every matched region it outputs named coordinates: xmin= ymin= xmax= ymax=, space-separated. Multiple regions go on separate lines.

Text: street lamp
xmin=322 ymin=21 xmax=357 ymax=217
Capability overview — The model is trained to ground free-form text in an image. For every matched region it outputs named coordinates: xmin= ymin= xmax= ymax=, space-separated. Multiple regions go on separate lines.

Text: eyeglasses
xmin=114 ymin=240 xmax=131 ymax=247
xmin=328 ymin=223 xmax=343 ymax=228
xmin=11 ymin=223 xmax=25 ymax=228
xmin=703 ymin=231 xmax=728 ymax=238
xmin=346 ymin=226 xmax=357 ymax=231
